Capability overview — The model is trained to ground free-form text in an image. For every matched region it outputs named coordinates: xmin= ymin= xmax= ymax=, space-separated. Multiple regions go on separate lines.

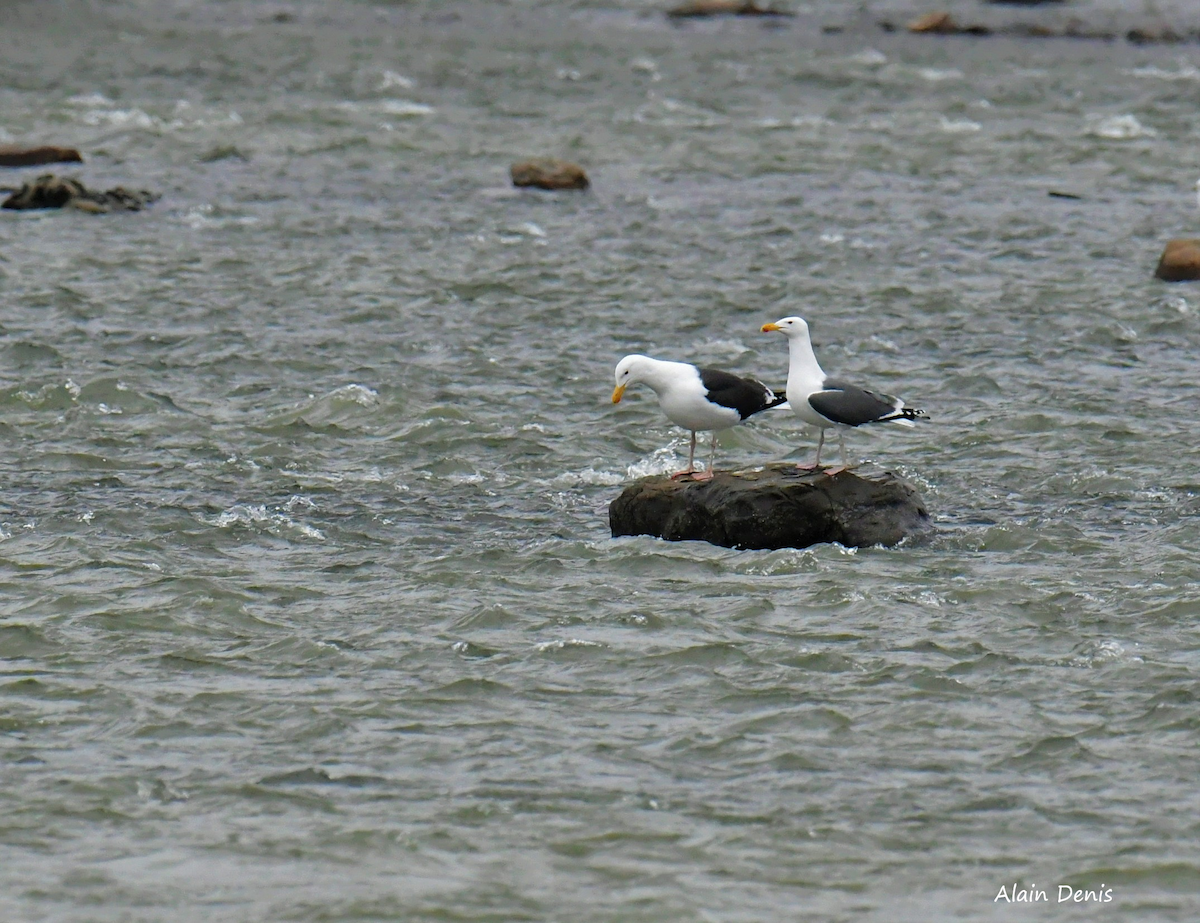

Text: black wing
xmin=698 ymin=368 xmax=782 ymax=420
xmin=808 ymin=378 xmax=915 ymax=427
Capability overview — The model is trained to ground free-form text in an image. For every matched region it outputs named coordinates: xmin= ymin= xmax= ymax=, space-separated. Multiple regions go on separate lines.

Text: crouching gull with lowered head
xmin=612 ymin=354 xmax=786 ymax=479
xmin=761 ymin=316 xmax=927 ymax=470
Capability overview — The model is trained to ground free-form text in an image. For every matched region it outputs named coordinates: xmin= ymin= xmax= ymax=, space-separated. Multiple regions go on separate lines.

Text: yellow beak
xmin=761 ymin=322 xmax=781 ymax=333
xmin=611 ymin=383 xmax=627 ymax=403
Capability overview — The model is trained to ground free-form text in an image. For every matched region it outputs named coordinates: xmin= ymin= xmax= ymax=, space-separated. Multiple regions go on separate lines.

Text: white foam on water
xmin=550 ymin=468 xmax=626 ymax=488
xmin=503 ymin=222 xmax=546 ymax=239
xmin=625 ymin=445 xmax=681 ymax=479
xmin=64 ymin=92 xmax=114 ymax=107
xmin=847 ymin=48 xmax=887 ymax=67
xmin=328 ymin=383 xmax=379 ymax=406
xmin=335 ymin=99 xmax=434 ymax=117
xmin=1128 ymin=64 xmax=1200 ymax=81
xmin=201 ymin=504 xmax=326 ymax=541
xmin=741 ymin=549 xmax=820 ymax=576
xmin=80 ymin=107 xmax=160 ymax=129
xmin=534 ymin=638 xmax=604 ymax=653
xmin=940 ymin=117 xmax=982 ymax=134
xmin=791 ymin=114 xmax=831 ymax=131
xmin=917 ymin=67 xmax=963 ymax=82
xmin=182 ymin=206 xmax=259 ymax=230
xmin=444 ymin=473 xmax=487 ymax=486
xmin=1068 ymin=639 xmax=1143 ymax=667
xmin=1088 ymin=114 xmax=1156 ymax=139
xmin=377 ymin=99 xmax=434 ymax=117
xmin=378 ymin=70 xmax=415 ymax=90
xmin=630 ymin=57 xmax=659 ymax=79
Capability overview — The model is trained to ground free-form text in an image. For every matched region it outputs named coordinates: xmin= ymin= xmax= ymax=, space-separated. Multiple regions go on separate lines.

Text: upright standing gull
xmin=761 ymin=316 xmax=927 ymax=470
xmin=612 ymin=355 xmax=785 ymax=479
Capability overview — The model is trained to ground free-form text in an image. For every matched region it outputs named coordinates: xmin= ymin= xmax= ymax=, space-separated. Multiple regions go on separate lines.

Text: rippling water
xmin=2 ymin=1 xmax=1200 ymax=920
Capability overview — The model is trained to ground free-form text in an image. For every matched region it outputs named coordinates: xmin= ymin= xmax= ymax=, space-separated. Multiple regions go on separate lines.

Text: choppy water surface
xmin=2 ymin=1 xmax=1200 ymax=920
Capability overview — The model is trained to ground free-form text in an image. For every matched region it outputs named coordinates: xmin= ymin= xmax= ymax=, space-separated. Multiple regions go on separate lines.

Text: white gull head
xmin=612 ymin=354 xmax=658 ymax=403
xmin=760 ymin=315 xmax=811 ymax=341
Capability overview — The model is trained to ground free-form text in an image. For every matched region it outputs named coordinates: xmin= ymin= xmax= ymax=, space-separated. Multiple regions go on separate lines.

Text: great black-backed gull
xmin=612 ymin=354 xmax=785 ymax=479
xmin=761 ymin=316 xmax=927 ymax=470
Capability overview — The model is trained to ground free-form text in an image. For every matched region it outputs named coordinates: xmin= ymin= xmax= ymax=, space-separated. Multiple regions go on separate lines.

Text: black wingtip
xmin=902 ymin=407 xmax=929 ymax=421
xmin=742 ymin=391 xmax=789 ymax=418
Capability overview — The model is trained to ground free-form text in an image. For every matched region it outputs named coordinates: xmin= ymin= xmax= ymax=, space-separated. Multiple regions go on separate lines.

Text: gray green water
xmin=2 ymin=1 xmax=1200 ymax=920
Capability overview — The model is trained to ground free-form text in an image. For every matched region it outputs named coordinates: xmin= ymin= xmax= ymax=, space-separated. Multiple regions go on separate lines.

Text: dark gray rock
xmin=0 ymin=145 xmax=82 ymax=167
xmin=609 ymin=464 xmax=931 ymax=550
xmin=1 ymin=174 xmax=158 ymax=212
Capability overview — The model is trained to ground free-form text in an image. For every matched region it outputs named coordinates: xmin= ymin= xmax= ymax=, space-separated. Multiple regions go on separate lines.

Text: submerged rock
xmin=906 ymin=12 xmax=960 ymax=34
xmin=667 ymin=1 xmax=792 ymax=17
xmin=888 ymin=11 xmax=1194 ymax=42
xmin=903 ymin=12 xmax=994 ymax=35
xmin=1155 ymin=239 xmax=1200 ymax=282
xmin=609 ymin=464 xmax=930 ymax=550
xmin=1126 ymin=26 xmax=1190 ymax=45
xmin=0 ymin=145 xmax=83 ymax=167
xmin=1 ymin=174 xmax=159 ymax=212
xmin=510 ymin=158 xmax=590 ymax=191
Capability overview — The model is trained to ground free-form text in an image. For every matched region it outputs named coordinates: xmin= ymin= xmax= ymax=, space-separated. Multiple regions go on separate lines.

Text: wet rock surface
xmin=667 ymin=1 xmax=792 ymax=18
xmin=1155 ymin=239 xmax=1200 ymax=282
xmin=906 ymin=12 xmax=963 ymax=34
xmin=609 ymin=464 xmax=931 ymax=550
xmin=0 ymin=145 xmax=83 ymax=167
xmin=882 ymin=12 xmax=1200 ymax=43
xmin=1 ymin=174 xmax=159 ymax=212
xmin=510 ymin=158 xmax=590 ymax=191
